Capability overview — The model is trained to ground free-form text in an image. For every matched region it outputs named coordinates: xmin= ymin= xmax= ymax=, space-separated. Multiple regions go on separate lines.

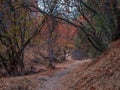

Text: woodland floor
xmin=0 ymin=54 xmax=89 ymax=90
xmin=0 ymin=40 xmax=120 ymax=90
xmin=36 ymin=59 xmax=91 ymax=90
xmin=54 ymin=40 xmax=120 ymax=90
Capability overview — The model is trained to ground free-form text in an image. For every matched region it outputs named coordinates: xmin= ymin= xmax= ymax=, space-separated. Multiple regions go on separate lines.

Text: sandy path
xmin=36 ymin=60 xmax=90 ymax=90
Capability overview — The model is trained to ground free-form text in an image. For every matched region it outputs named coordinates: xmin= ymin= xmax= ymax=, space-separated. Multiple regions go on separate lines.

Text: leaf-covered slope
xmin=59 ymin=39 xmax=120 ymax=90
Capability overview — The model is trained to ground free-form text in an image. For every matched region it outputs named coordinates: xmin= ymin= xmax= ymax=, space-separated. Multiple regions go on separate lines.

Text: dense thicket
xmin=0 ymin=0 xmax=119 ymax=76
xmin=51 ymin=0 xmax=120 ymax=56
xmin=0 ymin=0 xmax=45 ymax=75
xmin=73 ymin=0 xmax=120 ymax=56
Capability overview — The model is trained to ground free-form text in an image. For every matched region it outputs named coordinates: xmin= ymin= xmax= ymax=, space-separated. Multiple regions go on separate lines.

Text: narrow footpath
xmin=36 ymin=60 xmax=90 ymax=90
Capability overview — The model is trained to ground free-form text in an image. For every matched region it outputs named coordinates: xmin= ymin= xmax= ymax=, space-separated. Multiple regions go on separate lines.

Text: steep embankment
xmin=58 ymin=40 xmax=120 ymax=90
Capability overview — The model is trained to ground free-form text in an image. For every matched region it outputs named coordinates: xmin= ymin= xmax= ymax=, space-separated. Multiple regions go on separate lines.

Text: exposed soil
xmin=56 ymin=39 xmax=120 ymax=90
xmin=36 ymin=60 xmax=91 ymax=90
xmin=0 ymin=40 xmax=120 ymax=90
xmin=0 ymin=53 xmax=86 ymax=90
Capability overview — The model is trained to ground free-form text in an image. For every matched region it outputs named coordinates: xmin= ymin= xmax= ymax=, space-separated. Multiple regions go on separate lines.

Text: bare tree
xmin=0 ymin=0 xmax=45 ymax=76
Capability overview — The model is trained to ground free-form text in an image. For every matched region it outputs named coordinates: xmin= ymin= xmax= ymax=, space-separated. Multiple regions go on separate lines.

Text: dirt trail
xmin=36 ymin=59 xmax=91 ymax=90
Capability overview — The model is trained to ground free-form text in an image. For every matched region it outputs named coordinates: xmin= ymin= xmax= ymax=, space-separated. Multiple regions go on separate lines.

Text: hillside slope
xmin=58 ymin=40 xmax=120 ymax=90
